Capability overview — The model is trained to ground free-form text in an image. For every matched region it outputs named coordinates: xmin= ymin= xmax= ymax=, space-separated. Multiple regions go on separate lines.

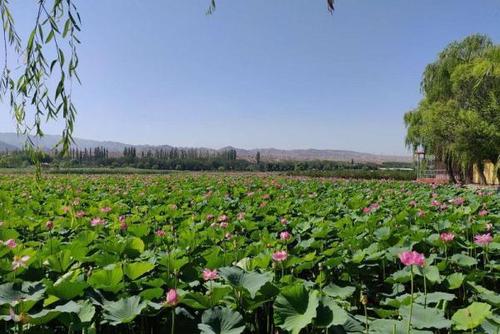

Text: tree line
xmin=0 ymin=147 xmax=411 ymax=173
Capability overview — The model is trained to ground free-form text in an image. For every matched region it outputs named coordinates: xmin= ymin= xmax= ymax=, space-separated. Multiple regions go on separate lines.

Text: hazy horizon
xmin=0 ymin=131 xmax=411 ymax=156
xmin=0 ymin=1 xmax=499 ymax=155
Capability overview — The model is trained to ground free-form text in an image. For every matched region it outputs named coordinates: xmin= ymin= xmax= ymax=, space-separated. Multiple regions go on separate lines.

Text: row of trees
xmin=0 ymin=148 xmax=410 ymax=172
xmin=404 ymin=34 xmax=499 ymax=184
xmin=123 ymin=147 xmax=237 ymax=161
xmin=68 ymin=147 xmax=110 ymax=161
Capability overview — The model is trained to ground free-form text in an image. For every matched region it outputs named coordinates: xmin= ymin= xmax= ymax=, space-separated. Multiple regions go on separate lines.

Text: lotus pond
xmin=0 ymin=174 xmax=498 ymax=333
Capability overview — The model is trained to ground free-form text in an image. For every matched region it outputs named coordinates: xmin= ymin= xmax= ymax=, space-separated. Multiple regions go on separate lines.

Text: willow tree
xmin=404 ymin=34 xmax=500 ymax=183
xmin=0 ymin=0 xmax=335 ymax=157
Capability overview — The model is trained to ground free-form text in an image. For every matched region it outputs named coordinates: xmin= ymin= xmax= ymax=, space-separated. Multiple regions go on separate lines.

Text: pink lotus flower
xmin=417 ymin=209 xmax=425 ymax=217
xmin=166 ymin=289 xmax=179 ymax=306
xmin=202 ymin=269 xmax=218 ymax=281
xmin=485 ymin=223 xmax=493 ymax=231
xmin=218 ymin=215 xmax=228 ymax=223
xmin=206 ymin=214 xmax=215 ymax=221
xmin=62 ymin=206 xmax=70 ymax=213
xmin=479 ymin=210 xmax=488 ymax=217
xmin=120 ymin=221 xmax=128 ymax=231
xmin=90 ymin=218 xmax=106 ymax=227
xmin=224 ymin=232 xmax=233 ymax=240
xmin=272 ymin=250 xmax=288 ymax=262
xmin=76 ymin=211 xmax=86 ymax=218
xmin=452 ymin=197 xmax=464 ymax=205
xmin=280 ymin=218 xmax=289 ymax=225
xmin=363 ymin=207 xmax=372 ymax=214
xmin=409 ymin=200 xmax=417 ymax=207
xmin=399 ymin=251 xmax=425 ymax=267
xmin=100 ymin=207 xmax=112 ymax=213
xmin=474 ymin=233 xmax=493 ymax=246
xmin=440 ymin=232 xmax=455 ymax=243
xmin=219 ymin=222 xmax=228 ymax=229
xmin=12 ymin=255 xmax=30 ymax=270
xmin=431 ymin=200 xmax=441 ymax=207
xmin=4 ymin=239 xmax=16 ymax=249
xmin=280 ymin=231 xmax=291 ymax=240
xmin=46 ymin=221 xmax=54 ymax=230
xmin=155 ymin=229 xmax=166 ymax=237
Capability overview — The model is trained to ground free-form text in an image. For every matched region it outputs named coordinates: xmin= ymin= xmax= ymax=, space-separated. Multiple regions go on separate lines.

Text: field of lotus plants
xmin=0 ymin=174 xmax=498 ymax=333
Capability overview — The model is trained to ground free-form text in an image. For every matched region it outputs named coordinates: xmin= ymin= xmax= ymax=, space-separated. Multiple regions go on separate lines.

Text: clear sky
xmin=1 ymin=0 xmax=499 ymax=155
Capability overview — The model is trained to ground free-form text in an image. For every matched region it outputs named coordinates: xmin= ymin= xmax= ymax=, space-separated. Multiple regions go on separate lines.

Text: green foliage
xmin=451 ymin=302 xmax=492 ymax=331
xmin=0 ymin=174 xmax=498 ymax=333
xmin=198 ymin=307 xmax=245 ymax=334
xmin=405 ymin=34 xmax=500 ymax=183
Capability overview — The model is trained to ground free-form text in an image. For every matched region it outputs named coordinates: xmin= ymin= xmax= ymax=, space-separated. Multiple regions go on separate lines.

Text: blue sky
xmin=1 ymin=0 xmax=499 ymax=155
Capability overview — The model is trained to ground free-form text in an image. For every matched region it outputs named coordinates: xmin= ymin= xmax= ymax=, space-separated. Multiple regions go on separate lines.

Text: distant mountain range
xmin=0 ymin=132 xmax=411 ymax=163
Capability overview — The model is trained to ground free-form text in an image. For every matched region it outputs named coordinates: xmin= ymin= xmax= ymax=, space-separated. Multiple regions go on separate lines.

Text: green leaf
xmin=399 ymin=304 xmax=451 ymax=329
xmin=198 ymin=307 xmax=245 ymax=334
xmin=415 ymin=292 xmax=455 ymax=305
xmin=124 ymin=237 xmax=145 ymax=257
xmin=0 ymin=282 xmax=45 ymax=306
xmin=218 ymin=266 xmax=273 ymax=298
xmin=102 ymin=296 xmax=147 ymax=325
xmin=323 ymin=284 xmax=356 ymax=299
xmin=88 ymin=265 xmax=124 ymax=293
xmin=446 ymin=273 xmax=465 ymax=289
xmin=450 ymin=254 xmax=477 ymax=267
xmin=28 ymin=300 xmax=82 ymax=325
xmin=274 ymin=285 xmax=319 ymax=334
xmin=47 ymin=249 xmax=75 ymax=272
xmin=315 ymin=296 xmax=349 ymax=328
xmin=123 ymin=262 xmax=155 ymax=280
xmin=452 ymin=302 xmax=492 ymax=331
xmin=422 ymin=265 xmax=441 ymax=283
xmin=467 ymin=282 xmax=500 ymax=306
xmin=77 ymin=300 xmax=96 ymax=323
xmin=47 ymin=270 xmax=88 ymax=299
xmin=370 ymin=319 xmax=433 ymax=334
xmin=140 ymin=288 xmax=164 ymax=300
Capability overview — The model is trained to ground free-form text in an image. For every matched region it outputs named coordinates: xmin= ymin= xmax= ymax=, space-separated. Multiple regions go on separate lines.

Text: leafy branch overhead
xmin=0 ymin=0 xmax=80 ymax=154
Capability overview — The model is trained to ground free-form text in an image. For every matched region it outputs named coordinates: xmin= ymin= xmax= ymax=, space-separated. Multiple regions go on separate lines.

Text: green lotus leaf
xmin=274 ymin=284 xmax=319 ymax=334
xmin=323 ymin=284 xmax=356 ymax=299
xmin=218 ymin=266 xmax=273 ymax=299
xmin=123 ymin=261 xmax=155 ymax=280
xmin=452 ymin=302 xmax=492 ymax=331
xmin=450 ymin=254 xmax=477 ymax=267
xmin=88 ymin=264 xmax=124 ymax=293
xmin=102 ymin=295 xmax=147 ymax=325
xmin=446 ymin=273 xmax=465 ymax=289
xmin=198 ymin=307 xmax=245 ymax=334
xmin=399 ymin=303 xmax=451 ymax=329
xmin=315 ymin=295 xmax=349 ymax=328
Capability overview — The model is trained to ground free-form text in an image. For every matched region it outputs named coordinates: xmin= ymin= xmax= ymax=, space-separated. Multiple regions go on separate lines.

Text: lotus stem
xmin=423 ymin=270 xmax=427 ymax=309
xmin=170 ymin=308 xmax=175 ymax=334
xmin=364 ymin=303 xmax=368 ymax=334
xmin=407 ymin=266 xmax=414 ymax=334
